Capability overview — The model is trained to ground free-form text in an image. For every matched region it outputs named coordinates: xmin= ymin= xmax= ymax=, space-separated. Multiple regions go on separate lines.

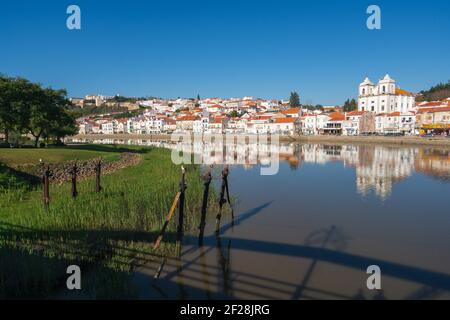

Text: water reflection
xmin=111 ymin=137 xmax=449 ymax=300
xmin=70 ymin=138 xmax=450 ymax=200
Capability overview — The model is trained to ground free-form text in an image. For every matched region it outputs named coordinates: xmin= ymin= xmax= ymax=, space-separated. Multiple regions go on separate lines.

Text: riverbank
xmin=281 ymin=135 xmax=450 ymax=148
xmin=0 ymin=145 xmax=220 ymax=299
xmin=71 ymin=134 xmax=450 ymax=148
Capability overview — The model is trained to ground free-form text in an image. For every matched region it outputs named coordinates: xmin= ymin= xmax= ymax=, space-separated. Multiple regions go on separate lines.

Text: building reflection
xmin=298 ymin=144 xmax=450 ymax=199
xmin=70 ymin=137 xmax=450 ymax=199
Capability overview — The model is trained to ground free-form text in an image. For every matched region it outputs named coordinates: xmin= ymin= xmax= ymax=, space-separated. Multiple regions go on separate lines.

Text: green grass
xmin=0 ymin=145 xmax=222 ymax=299
xmin=0 ymin=145 xmax=121 ymax=167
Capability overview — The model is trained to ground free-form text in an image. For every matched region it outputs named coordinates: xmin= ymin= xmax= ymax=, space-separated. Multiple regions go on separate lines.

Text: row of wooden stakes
xmin=153 ymin=165 xmax=233 ymax=255
xmin=41 ymin=160 xmax=102 ymax=209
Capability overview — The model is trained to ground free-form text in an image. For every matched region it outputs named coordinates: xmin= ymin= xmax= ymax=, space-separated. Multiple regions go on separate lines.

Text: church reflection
xmin=70 ymin=137 xmax=450 ymax=199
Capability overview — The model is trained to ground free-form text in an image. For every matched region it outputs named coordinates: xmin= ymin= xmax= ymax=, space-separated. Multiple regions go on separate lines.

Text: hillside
xmin=416 ymin=81 xmax=450 ymax=102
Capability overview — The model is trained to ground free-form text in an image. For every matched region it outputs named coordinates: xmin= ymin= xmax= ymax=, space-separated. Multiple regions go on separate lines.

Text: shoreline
xmin=70 ymin=134 xmax=450 ymax=148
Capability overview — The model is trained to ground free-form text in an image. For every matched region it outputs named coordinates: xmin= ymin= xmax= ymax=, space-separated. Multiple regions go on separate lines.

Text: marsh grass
xmin=0 ymin=146 xmax=224 ymax=299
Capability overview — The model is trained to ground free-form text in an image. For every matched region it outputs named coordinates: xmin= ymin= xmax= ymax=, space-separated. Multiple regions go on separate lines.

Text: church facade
xmin=358 ymin=74 xmax=416 ymax=114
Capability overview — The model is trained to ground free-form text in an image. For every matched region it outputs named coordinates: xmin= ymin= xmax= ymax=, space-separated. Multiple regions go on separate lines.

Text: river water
xmin=72 ymin=138 xmax=450 ymax=299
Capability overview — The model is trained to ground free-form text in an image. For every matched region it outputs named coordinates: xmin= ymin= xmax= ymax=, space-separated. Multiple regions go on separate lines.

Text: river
xmin=70 ymin=138 xmax=450 ymax=300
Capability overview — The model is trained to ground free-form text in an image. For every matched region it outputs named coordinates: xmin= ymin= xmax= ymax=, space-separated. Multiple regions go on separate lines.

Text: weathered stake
xmin=95 ymin=159 xmax=102 ymax=193
xmin=215 ymin=166 xmax=229 ymax=234
xmin=42 ymin=164 xmax=50 ymax=209
xmin=198 ymin=166 xmax=212 ymax=246
xmin=153 ymin=191 xmax=181 ymax=249
xmin=176 ymin=166 xmax=187 ymax=257
xmin=71 ymin=162 xmax=78 ymax=198
xmin=225 ymin=171 xmax=234 ymax=222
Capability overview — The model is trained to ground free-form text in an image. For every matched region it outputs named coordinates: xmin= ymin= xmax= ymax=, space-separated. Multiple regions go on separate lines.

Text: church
xmin=358 ymin=74 xmax=416 ymax=114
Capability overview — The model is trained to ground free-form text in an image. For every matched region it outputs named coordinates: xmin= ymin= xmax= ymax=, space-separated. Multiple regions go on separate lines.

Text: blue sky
xmin=0 ymin=0 xmax=449 ymax=105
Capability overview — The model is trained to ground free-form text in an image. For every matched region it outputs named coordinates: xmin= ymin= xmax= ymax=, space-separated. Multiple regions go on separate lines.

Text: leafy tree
xmin=0 ymin=75 xmax=77 ymax=147
xmin=0 ymin=76 xmax=37 ymax=143
xmin=228 ymin=110 xmax=239 ymax=118
xmin=303 ymin=104 xmax=323 ymax=111
xmin=44 ymin=90 xmax=77 ymax=145
xmin=343 ymin=98 xmax=358 ymax=112
xmin=289 ymin=92 xmax=300 ymax=108
xmin=0 ymin=75 xmax=15 ymax=142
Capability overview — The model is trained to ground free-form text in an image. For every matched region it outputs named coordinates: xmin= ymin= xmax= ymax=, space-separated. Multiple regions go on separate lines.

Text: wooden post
xmin=176 ymin=166 xmax=187 ymax=256
xmin=215 ymin=165 xmax=229 ymax=234
xmin=71 ymin=162 xmax=78 ymax=198
xmin=95 ymin=159 xmax=102 ymax=193
xmin=198 ymin=166 xmax=212 ymax=246
xmin=225 ymin=170 xmax=234 ymax=222
xmin=42 ymin=164 xmax=50 ymax=209
xmin=153 ymin=191 xmax=181 ymax=249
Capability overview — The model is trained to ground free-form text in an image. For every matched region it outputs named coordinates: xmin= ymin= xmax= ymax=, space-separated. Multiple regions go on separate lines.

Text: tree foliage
xmin=0 ymin=75 xmax=76 ymax=147
xmin=343 ymin=98 xmax=358 ymax=112
xmin=289 ymin=92 xmax=300 ymax=108
xmin=417 ymin=81 xmax=450 ymax=102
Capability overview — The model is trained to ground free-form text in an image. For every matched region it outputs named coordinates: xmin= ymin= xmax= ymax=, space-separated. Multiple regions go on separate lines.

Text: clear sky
xmin=0 ymin=0 xmax=449 ymax=105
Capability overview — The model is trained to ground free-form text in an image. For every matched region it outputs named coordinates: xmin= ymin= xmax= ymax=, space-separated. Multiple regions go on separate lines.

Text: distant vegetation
xmin=302 ymin=104 xmax=324 ymax=111
xmin=289 ymin=91 xmax=300 ymax=108
xmin=417 ymin=81 xmax=450 ymax=102
xmin=69 ymin=105 xmax=129 ymax=118
xmin=343 ymin=98 xmax=358 ymax=112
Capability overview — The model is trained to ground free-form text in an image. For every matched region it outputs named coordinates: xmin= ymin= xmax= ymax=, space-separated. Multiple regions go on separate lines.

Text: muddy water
xmin=76 ymin=139 xmax=450 ymax=300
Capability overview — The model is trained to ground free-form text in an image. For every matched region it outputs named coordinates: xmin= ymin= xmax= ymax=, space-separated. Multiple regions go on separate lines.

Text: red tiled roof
xmin=395 ymin=88 xmax=414 ymax=96
xmin=282 ymin=108 xmax=301 ymax=114
xmin=346 ymin=111 xmax=365 ymax=116
xmin=417 ymin=106 xmax=450 ymax=113
xmin=329 ymin=112 xmax=345 ymax=121
xmin=272 ymin=118 xmax=297 ymax=124
xmin=177 ymin=115 xmax=197 ymax=121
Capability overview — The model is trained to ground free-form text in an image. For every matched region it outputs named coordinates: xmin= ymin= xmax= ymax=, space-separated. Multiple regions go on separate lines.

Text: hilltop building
xmin=358 ymin=74 xmax=416 ymax=114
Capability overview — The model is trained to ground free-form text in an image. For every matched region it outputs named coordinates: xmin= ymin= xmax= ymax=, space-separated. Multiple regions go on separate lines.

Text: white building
xmin=375 ymin=112 xmax=416 ymax=135
xmin=358 ymin=74 xmax=416 ymax=114
xmin=300 ymin=114 xmax=329 ymax=135
xmin=268 ymin=118 xmax=299 ymax=135
xmin=100 ymin=121 xmax=114 ymax=134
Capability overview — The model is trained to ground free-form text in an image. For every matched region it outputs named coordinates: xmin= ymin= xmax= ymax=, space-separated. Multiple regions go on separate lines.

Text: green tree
xmin=0 ymin=75 xmax=77 ymax=147
xmin=343 ymin=98 xmax=357 ymax=112
xmin=0 ymin=75 xmax=14 ymax=142
xmin=44 ymin=89 xmax=77 ymax=145
xmin=228 ymin=110 xmax=239 ymax=118
xmin=289 ymin=92 xmax=300 ymax=108
xmin=0 ymin=76 xmax=34 ymax=143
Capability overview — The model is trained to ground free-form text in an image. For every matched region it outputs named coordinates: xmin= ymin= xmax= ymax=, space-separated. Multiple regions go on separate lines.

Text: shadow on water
xmin=2 ymin=198 xmax=450 ymax=299
xmin=141 ymin=202 xmax=450 ymax=300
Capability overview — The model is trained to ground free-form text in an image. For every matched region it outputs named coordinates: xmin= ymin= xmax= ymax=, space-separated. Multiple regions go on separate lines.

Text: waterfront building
xmin=300 ymin=114 xmax=329 ymax=135
xmin=375 ymin=112 xmax=416 ymax=135
xmin=416 ymin=103 xmax=450 ymax=135
xmin=358 ymin=74 xmax=416 ymax=114
xmin=268 ymin=117 xmax=300 ymax=135
xmin=342 ymin=111 xmax=375 ymax=136
xmin=323 ymin=112 xmax=345 ymax=135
